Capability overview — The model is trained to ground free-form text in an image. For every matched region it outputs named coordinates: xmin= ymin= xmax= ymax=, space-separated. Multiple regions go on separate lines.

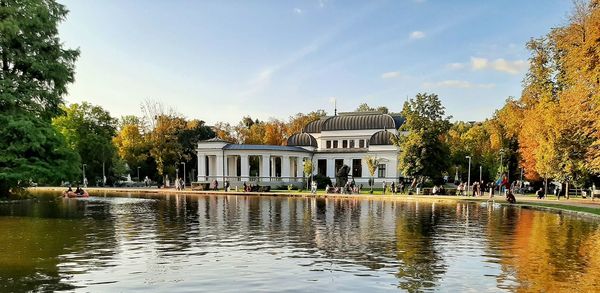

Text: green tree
xmin=0 ymin=0 xmax=79 ymax=196
xmin=355 ymin=103 xmax=389 ymax=114
xmin=395 ymin=93 xmax=451 ymax=186
xmin=53 ymin=102 xmax=118 ymax=184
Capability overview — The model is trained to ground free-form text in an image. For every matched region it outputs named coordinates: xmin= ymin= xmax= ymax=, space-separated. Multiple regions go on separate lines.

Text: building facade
xmin=197 ymin=112 xmax=404 ymax=187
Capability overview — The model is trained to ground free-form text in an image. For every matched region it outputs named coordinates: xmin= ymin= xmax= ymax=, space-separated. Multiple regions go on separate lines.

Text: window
xmin=366 ymin=140 xmax=369 ymax=147
xmin=318 ymin=159 xmax=327 ymax=176
xmin=349 ymin=140 xmax=355 ymax=148
xmin=359 ymin=139 xmax=365 ymax=148
xmin=333 ymin=140 xmax=338 ymax=148
xmin=352 ymin=159 xmax=362 ymax=178
xmin=342 ymin=140 xmax=348 ymax=148
xmin=326 ymin=140 xmax=331 ymax=149
xmin=377 ymin=164 xmax=386 ymax=178
xmin=335 ymin=159 xmax=344 ymax=174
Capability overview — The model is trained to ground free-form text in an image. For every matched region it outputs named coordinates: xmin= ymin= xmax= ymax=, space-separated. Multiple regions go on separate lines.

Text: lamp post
xmin=479 ymin=165 xmax=482 ymax=183
xmin=81 ymin=164 xmax=87 ymax=187
xmin=181 ymin=162 xmax=186 ymax=188
xmin=466 ymin=156 xmax=471 ymax=196
xmin=137 ymin=166 xmax=141 ymax=182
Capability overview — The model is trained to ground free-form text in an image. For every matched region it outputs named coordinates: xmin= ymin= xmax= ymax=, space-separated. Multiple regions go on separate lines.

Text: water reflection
xmin=1 ymin=193 xmax=599 ymax=292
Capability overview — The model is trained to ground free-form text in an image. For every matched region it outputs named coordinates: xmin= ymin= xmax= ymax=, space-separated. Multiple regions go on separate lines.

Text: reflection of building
xmin=197 ymin=112 xmax=404 ymax=186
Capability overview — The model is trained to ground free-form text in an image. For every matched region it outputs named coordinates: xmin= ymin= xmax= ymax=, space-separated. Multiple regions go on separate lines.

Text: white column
xmin=261 ymin=155 xmax=270 ymax=182
xmin=327 ymin=158 xmax=335 ymax=179
xmin=296 ymin=157 xmax=304 ymax=181
xmin=240 ymin=154 xmax=249 ymax=180
xmin=282 ymin=155 xmax=291 ymax=182
xmin=198 ymin=154 xmax=206 ymax=181
xmin=216 ymin=154 xmax=224 ymax=184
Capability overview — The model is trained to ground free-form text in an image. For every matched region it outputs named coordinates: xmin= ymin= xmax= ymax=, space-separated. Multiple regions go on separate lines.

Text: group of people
xmin=63 ymin=185 xmax=87 ymax=197
xmin=174 ymin=178 xmax=185 ymax=191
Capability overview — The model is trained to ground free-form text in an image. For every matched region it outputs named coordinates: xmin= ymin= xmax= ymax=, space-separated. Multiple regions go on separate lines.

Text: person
xmin=432 ymin=185 xmax=438 ymax=195
xmin=506 ymin=190 xmax=516 ymax=204
xmin=243 ymin=182 xmax=247 ymax=192
xmin=311 ymin=180 xmax=317 ymax=194
xmin=212 ymin=179 xmax=218 ymax=191
xmin=399 ymin=182 xmax=404 ymax=194
xmin=224 ymin=180 xmax=230 ymax=192
xmin=175 ymin=178 xmax=180 ymax=191
xmin=382 ymin=180 xmax=387 ymax=195
xmin=180 ymin=178 xmax=185 ymax=190
xmin=391 ymin=181 xmax=396 ymax=195
xmin=75 ymin=186 xmax=81 ymax=194
xmin=536 ymin=188 xmax=544 ymax=199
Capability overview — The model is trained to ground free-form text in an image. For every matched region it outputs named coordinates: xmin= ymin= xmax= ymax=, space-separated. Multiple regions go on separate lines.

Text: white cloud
xmin=447 ymin=62 xmax=465 ymax=70
xmin=490 ymin=58 xmax=528 ymax=74
xmin=409 ymin=31 xmax=425 ymax=39
xmin=293 ymin=8 xmax=303 ymax=14
xmin=422 ymin=80 xmax=495 ymax=89
xmin=470 ymin=57 xmax=488 ymax=70
xmin=381 ymin=71 xmax=401 ymax=79
xmin=469 ymin=57 xmax=527 ymax=74
xmin=318 ymin=0 xmax=326 ymax=8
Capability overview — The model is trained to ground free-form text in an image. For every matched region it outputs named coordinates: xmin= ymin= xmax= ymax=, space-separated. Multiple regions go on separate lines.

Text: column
xmin=216 ymin=154 xmax=224 ymax=185
xmin=261 ymin=155 xmax=270 ymax=182
xmin=282 ymin=155 xmax=291 ymax=182
xmin=198 ymin=154 xmax=206 ymax=181
xmin=296 ymin=157 xmax=304 ymax=181
xmin=240 ymin=154 xmax=249 ymax=180
xmin=326 ymin=158 xmax=335 ymax=179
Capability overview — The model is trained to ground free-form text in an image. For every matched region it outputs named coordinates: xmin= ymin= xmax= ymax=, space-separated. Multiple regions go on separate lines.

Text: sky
xmin=58 ymin=0 xmax=574 ymax=125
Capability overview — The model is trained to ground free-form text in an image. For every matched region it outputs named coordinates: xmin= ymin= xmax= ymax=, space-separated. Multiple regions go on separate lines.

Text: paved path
xmin=33 ymin=187 xmax=600 ymax=212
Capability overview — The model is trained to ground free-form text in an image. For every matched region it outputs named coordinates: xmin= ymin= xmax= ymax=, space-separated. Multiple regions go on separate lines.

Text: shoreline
xmin=29 ymin=186 xmax=600 ymax=217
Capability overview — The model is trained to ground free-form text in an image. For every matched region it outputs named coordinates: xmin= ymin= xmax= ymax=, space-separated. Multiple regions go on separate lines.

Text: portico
xmin=197 ymin=138 xmax=312 ymax=187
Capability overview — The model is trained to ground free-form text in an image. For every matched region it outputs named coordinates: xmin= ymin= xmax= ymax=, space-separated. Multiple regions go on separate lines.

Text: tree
xmin=286 ymin=111 xmax=325 ymax=137
xmin=355 ymin=103 xmax=389 ymax=114
xmin=0 ymin=0 xmax=79 ymax=196
xmin=303 ymin=159 xmax=313 ymax=189
xmin=395 ymin=93 xmax=451 ymax=186
xmin=365 ymin=156 xmax=379 ymax=193
xmin=53 ymin=102 xmax=118 ymax=184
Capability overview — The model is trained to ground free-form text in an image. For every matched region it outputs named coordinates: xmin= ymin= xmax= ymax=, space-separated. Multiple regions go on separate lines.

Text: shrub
xmin=308 ymin=174 xmax=332 ymax=189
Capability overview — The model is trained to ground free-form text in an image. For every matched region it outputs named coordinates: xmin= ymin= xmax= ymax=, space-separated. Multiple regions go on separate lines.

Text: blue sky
xmin=58 ymin=0 xmax=573 ymax=125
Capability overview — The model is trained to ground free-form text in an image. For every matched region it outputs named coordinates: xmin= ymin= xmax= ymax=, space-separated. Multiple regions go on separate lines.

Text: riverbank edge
xmin=30 ymin=187 xmax=600 ymax=218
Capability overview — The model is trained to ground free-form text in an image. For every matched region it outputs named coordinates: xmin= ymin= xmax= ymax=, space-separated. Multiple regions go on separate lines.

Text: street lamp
xmin=181 ymin=162 xmax=186 ymax=189
xmin=137 ymin=166 xmax=141 ymax=182
xmin=466 ymin=156 xmax=472 ymax=196
xmin=82 ymin=164 xmax=87 ymax=187
xmin=479 ymin=165 xmax=482 ymax=183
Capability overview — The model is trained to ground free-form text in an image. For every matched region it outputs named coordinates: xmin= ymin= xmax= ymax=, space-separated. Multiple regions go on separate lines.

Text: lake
xmin=1 ymin=192 xmax=599 ymax=292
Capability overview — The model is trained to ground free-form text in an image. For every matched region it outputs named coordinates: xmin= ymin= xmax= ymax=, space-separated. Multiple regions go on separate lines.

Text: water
xmin=1 ymin=192 xmax=600 ymax=292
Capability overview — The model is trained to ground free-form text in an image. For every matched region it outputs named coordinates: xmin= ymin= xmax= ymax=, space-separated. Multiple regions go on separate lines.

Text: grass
xmin=517 ymin=202 xmax=600 ymax=216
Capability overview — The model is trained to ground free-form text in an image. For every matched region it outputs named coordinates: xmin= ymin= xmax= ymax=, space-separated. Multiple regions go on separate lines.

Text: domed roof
xmin=303 ymin=119 xmax=325 ymax=133
xmin=287 ymin=133 xmax=317 ymax=147
xmin=369 ymin=130 xmax=397 ymax=145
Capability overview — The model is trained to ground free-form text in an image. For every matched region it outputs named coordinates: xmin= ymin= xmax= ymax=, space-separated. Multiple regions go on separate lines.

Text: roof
xmin=302 ymin=113 xmax=404 ymax=133
xmin=223 ymin=144 xmax=311 ymax=152
xmin=287 ymin=133 xmax=317 ymax=147
xmin=203 ymin=137 xmax=229 ymax=143
xmin=369 ymin=130 xmax=397 ymax=145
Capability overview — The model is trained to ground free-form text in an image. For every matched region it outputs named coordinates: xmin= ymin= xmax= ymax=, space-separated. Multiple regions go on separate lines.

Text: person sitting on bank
xmin=536 ymin=188 xmax=544 ymax=199
xmin=506 ymin=190 xmax=517 ymax=204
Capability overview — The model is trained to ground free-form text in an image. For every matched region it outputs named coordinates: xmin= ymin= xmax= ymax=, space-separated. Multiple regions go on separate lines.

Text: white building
xmin=197 ymin=112 xmax=404 ymax=187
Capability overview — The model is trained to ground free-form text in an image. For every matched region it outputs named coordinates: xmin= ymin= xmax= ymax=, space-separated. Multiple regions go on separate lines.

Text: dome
xmin=369 ymin=130 xmax=397 ymax=145
xmin=322 ymin=114 xmax=402 ymax=132
xmin=287 ymin=133 xmax=317 ymax=147
xmin=303 ymin=119 xmax=326 ymax=133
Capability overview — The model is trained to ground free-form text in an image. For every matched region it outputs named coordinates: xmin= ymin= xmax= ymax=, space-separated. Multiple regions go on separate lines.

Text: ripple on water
xmin=1 ymin=193 xmax=600 ymax=292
